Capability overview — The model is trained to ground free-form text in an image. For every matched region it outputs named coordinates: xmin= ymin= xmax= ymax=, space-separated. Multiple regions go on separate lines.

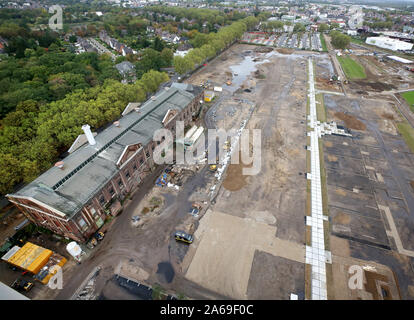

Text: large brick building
xmin=7 ymin=83 xmax=203 ymax=242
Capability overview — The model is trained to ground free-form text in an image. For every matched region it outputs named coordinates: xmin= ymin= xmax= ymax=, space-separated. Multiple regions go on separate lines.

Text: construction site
xmin=3 ymin=33 xmax=414 ymax=301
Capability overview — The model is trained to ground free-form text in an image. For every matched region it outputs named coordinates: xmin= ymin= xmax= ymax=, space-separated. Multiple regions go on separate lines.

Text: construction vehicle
xmin=209 ymin=164 xmax=217 ymax=172
xmin=226 ymin=80 xmax=232 ymax=85
xmin=11 ymin=279 xmax=34 ymax=292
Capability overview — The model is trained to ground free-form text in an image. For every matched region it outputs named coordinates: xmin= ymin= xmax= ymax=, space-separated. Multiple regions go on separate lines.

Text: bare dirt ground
xmin=321 ymin=90 xmax=414 ymax=299
xmin=47 ymin=44 xmax=310 ymax=301
xmin=183 ymin=45 xmax=310 ymax=299
xmin=185 ymin=210 xmax=304 ymax=299
xmin=348 ymin=54 xmax=414 ymax=93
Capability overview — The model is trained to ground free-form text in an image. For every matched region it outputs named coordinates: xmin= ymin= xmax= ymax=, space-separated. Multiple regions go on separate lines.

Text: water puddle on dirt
xmin=156 ymin=261 xmax=175 ymax=283
xmin=225 ymin=55 xmax=270 ymax=92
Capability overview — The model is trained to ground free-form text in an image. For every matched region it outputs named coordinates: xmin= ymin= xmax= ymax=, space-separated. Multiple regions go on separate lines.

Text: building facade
xmin=7 ymin=84 xmax=203 ymax=243
xmin=366 ymin=36 xmax=414 ymax=51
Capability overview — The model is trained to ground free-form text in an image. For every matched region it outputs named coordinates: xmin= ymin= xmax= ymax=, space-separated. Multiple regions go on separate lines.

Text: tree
xmin=173 ymin=55 xmax=194 ymax=75
xmin=69 ymin=35 xmax=77 ymax=43
xmin=0 ymin=153 xmax=22 ymax=194
xmin=160 ymin=48 xmax=173 ymax=67
xmin=136 ymin=48 xmax=163 ymax=77
xmin=330 ymin=22 xmax=340 ymax=30
xmin=318 ymin=23 xmax=329 ymax=33
xmin=330 ymin=31 xmax=350 ymax=49
xmin=151 ymin=37 xmax=165 ymax=52
xmin=140 ymin=69 xmax=169 ymax=93
xmin=293 ymin=23 xmax=305 ymax=33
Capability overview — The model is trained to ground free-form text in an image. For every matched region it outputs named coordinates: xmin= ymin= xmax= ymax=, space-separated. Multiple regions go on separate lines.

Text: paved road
xmin=57 ymin=160 xmax=225 ymax=300
xmin=324 ymin=34 xmax=347 ymax=96
xmin=391 ymin=93 xmax=414 ymax=128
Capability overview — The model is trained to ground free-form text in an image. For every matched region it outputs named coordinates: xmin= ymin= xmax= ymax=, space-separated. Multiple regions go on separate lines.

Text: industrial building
xmin=365 ymin=36 xmax=413 ymax=51
xmin=7 ymin=84 xmax=203 ymax=242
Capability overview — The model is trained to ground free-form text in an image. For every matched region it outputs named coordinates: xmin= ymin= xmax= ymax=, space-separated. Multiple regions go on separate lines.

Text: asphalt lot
xmin=322 ymin=93 xmax=414 ymax=299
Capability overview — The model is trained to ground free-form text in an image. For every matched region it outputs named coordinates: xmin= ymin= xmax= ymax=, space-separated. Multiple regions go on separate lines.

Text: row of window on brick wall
xmin=96 ymin=145 xmax=154 ymax=208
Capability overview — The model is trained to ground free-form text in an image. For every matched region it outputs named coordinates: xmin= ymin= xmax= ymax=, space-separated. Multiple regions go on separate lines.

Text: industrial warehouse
xmin=6 ymin=84 xmax=203 ymax=243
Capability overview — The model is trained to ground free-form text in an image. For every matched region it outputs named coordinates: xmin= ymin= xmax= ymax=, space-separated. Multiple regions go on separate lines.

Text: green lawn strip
xmin=320 ymin=33 xmax=328 ymax=52
xmin=397 ymin=122 xmax=414 ymax=154
xmin=401 ymin=91 xmax=414 ymax=113
xmin=315 ymin=93 xmax=327 ymax=122
xmin=337 ymin=55 xmax=366 ymax=80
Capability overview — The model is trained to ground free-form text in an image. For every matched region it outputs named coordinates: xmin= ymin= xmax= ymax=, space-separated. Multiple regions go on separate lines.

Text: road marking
xmin=379 ymin=205 xmax=414 ymax=258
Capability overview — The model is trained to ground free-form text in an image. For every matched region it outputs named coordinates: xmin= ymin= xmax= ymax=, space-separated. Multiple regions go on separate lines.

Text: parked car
xmin=11 ymin=279 xmax=34 ymax=292
xmin=174 ymin=231 xmax=193 ymax=244
xmin=94 ymin=231 xmax=105 ymax=241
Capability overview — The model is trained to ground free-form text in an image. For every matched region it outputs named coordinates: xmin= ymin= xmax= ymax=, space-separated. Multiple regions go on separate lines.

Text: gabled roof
xmin=8 ymin=84 xmax=200 ymax=218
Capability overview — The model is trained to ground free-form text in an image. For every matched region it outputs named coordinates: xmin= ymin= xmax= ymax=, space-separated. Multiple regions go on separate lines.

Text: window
xmin=109 ymin=187 xmax=115 ymax=196
xmin=157 ymin=141 xmax=160 ymax=145
xmin=133 ymin=165 xmax=137 ymax=171
xmin=151 ymin=145 xmax=155 ymax=151
xmin=78 ymin=218 xmax=88 ymax=231
xmin=140 ymin=158 xmax=144 ymax=165
xmin=126 ymin=171 xmax=130 ymax=179
xmin=146 ymin=151 xmax=150 ymax=159
xmin=90 ymin=207 xmax=99 ymax=220
xmin=118 ymin=179 xmax=123 ymax=187
xmin=99 ymin=196 xmax=105 ymax=205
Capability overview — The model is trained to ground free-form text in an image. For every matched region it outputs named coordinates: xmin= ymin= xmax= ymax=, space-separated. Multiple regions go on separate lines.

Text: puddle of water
xmin=156 ymin=261 xmax=175 ymax=283
xmin=224 ymin=55 xmax=270 ymax=92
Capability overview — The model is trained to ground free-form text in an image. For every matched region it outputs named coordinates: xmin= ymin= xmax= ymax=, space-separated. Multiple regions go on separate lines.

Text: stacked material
xmin=35 ymin=253 xmax=67 ymax=284
xmin=1 ymin=242 xmax=52 ymax=274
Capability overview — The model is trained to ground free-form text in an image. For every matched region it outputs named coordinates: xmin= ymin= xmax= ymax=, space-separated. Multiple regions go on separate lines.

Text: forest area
xmin=0 ymin=6 xmax=264 ymax=195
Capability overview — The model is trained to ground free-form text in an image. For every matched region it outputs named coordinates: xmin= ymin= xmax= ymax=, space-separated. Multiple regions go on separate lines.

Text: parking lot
xmin=242 ymin=32 xmax=323 ymax=51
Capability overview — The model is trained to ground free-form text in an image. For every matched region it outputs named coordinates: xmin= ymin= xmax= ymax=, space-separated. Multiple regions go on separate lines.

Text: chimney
xmin=82 ymin=124 xmax=96 ymax=146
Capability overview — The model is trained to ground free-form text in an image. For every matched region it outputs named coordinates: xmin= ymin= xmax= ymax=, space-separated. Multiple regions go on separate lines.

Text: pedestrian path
xmin=306 ymin=57 xmax=330 ymax=300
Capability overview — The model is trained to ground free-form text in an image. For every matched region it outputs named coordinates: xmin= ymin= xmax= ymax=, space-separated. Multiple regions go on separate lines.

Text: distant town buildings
xmin=99 ymin=30 xmax=137 ymax=56
xmin=115 ymin=61 xmax=136 ymax=83
xmin=348 ymin=5 xmax=364 ymax=30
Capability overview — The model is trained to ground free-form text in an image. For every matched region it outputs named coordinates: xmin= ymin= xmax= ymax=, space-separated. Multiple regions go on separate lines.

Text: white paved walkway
xmin=306 ymin=57 xmax=331 ymax=300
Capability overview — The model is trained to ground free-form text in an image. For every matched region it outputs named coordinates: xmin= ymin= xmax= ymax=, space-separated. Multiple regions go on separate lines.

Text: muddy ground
xmin=321 ymin=92 xmax=414 ymax=299
xmin=47 ymin=44 xmax=312 ymax=301
xmin=183 ymin=45 xmax=312 ymax=300
xmin=347 ymin=52 xmax=414 ymax=92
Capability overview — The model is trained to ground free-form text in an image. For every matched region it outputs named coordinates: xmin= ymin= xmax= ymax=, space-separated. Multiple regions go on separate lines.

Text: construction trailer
xmin=2 ymin=242 xmax=52 ymax=274
xmin=204 ymin=91 xmax=215 ymax=102
xmin=1 ymin=242 xmax=67 ymax=284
